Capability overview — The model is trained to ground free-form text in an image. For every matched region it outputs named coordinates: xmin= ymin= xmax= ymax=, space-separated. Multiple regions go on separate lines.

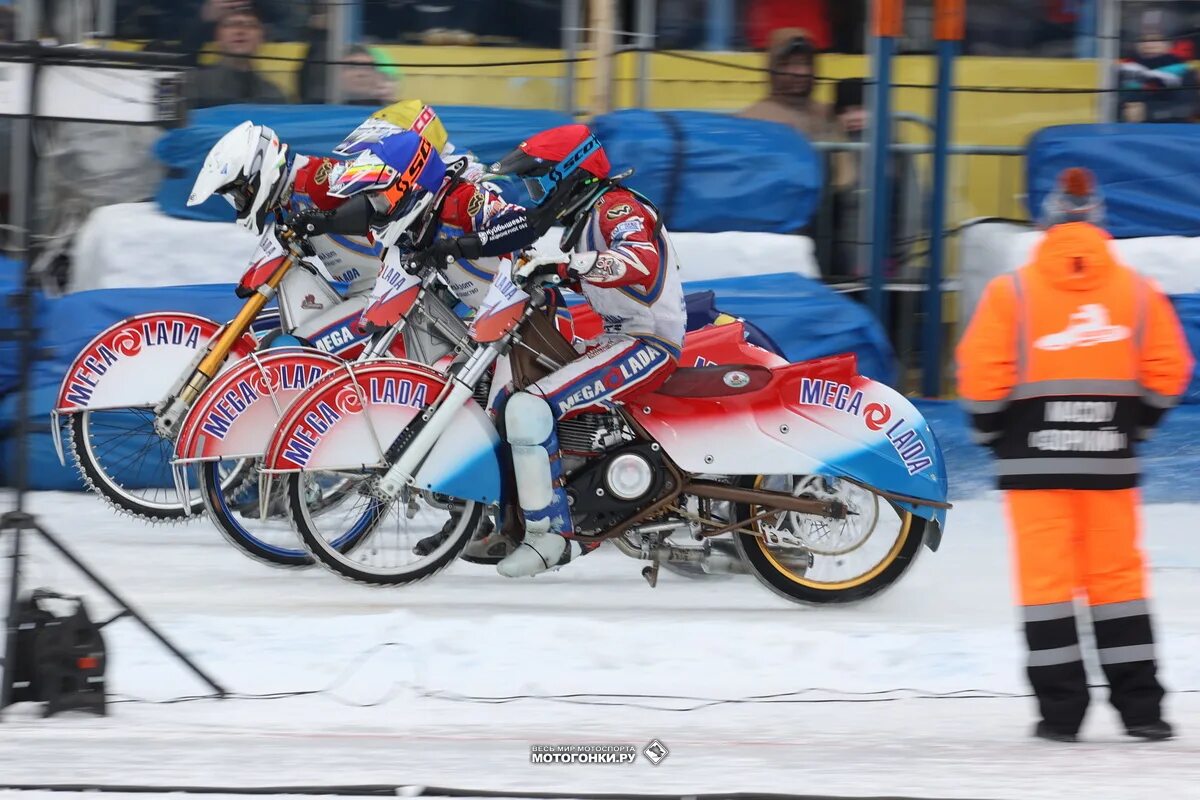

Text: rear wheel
xmin=733 ymin=475 xmax=925 ymax=605
xmin=287 ymin=472 xmax=484 ymax=586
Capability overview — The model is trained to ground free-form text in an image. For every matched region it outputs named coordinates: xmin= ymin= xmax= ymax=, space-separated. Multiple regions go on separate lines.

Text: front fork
xmin=153 ymin=258 xmax=295 ymax=439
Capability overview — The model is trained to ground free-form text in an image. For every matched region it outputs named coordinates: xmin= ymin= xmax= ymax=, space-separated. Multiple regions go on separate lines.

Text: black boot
xmin=1126 ymin=720 xmax=1174 ymax=741
xmin=1034 ymin=721 xmax=1079 ymax=743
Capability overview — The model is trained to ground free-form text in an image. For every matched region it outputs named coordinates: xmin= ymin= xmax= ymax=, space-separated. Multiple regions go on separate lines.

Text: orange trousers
xmin=1004 ymin=488 xmax=1148 ymax=608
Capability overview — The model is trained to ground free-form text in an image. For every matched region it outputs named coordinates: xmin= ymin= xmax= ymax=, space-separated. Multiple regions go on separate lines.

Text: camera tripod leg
xmin=1 ymin=510 xmax=228 ymax=717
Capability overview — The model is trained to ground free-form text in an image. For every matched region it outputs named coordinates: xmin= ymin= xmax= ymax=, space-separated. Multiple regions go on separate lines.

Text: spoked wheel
xmin=287 ymin=472 xmax=484 ymax=586
xmin=199 ymin=459 xmax=370 ymax=568
xmin=733 ymin=474 xmax=925 ymax=605
xmin=70 ymin=408 xmax=240 ymax=521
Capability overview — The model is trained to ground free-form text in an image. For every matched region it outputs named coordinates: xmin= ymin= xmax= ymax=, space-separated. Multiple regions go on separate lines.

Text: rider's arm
xmin=562 ymin=193 xmax=661 ymax=289
xmin=286 ymin=156 xmax=377 ymax=236
xmin=431 ymin=183 xmax=552 ymax=259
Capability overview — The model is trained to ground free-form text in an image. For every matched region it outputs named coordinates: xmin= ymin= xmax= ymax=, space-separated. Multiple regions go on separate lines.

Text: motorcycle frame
xmin=362 ymin=284 xmax=858 ymax=547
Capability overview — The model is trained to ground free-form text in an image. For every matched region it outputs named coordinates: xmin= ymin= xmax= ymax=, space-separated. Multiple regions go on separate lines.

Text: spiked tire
xmin=70 ymin=410 xmax=201 ymax=522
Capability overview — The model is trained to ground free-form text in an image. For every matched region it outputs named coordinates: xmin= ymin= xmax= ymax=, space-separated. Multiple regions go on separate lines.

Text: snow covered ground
xmin=2 ymin=492 xmax=1199 ymax=799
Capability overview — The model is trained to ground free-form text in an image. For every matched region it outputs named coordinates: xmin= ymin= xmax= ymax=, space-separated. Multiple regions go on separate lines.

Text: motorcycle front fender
xmin=261 ymin=360 xmax=502 ymax=505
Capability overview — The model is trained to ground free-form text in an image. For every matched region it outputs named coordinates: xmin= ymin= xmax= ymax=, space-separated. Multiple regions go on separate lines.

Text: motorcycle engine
xmin=565 ymin=442 xmax=672 ymax=535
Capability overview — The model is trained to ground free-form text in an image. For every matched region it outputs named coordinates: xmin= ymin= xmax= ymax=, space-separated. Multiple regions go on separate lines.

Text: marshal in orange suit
xmin=956 ymin=167 xmax=1193 ymax=743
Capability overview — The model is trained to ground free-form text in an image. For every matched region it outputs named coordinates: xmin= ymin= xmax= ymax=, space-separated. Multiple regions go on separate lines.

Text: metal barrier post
xmin=635 ymin=0 xmax=656 ymax=108
xmin=922 ymin=0 xmax=963 ymax=398
xmin=705 ymin=0 xmax=734 ymax=51
xmin=1098 ymin=0 xmax=1119 ymax=122
xmin=562 ymin=0 xmax=582 ymax=115
xmin=325 ymin=0 xmax=353 ymax=104
xmin=590 ymin=0 xmax=616 ymax=115
xmin=867 ymin=0 xmax=903 ymax=324
xmin=1075 ymin=0 xmax=1098 ymax=59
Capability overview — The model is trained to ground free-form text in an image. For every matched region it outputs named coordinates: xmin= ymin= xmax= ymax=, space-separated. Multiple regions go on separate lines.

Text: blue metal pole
xmin=705 ymin=0 xmax=734 ymax=51
xmin=1075 ymin=0 xmax=1098 ymax=59
xmin=867 ymin=35 xmax=896 ymax=325
xmin=922 ymin=36 xmax=958 ymax=398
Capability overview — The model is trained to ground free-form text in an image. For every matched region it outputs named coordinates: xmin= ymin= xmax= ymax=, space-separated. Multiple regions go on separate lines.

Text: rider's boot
xmin=496 ymin=391 xmax=577 ymax=578
xmin=412 ymin=516 xmax=516 ymax=560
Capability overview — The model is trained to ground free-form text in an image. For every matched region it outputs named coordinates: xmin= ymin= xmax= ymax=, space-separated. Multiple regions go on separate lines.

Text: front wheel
xmin=287 ymin=472 xmax=485 ymax=587
xmin=733 ymin=475 xmax=926 ymax=605
xmin=70 ymin=408 xmax=206 ymax=521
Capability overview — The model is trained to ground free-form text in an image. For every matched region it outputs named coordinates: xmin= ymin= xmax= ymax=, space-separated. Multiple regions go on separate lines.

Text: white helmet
xmin=188 ymin=121 xmax=290 ymax=235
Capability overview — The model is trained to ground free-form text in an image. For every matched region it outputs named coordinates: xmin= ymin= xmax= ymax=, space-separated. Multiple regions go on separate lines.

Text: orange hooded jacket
xmin=956 ymin=222 xmax=1193 ymax=490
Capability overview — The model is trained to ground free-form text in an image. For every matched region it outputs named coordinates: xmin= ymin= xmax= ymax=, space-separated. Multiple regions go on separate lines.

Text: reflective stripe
xmin=1098 ymin=643 xmax=1156 ymax=665
xmin=962 ymin=398 xmax=1009 ymax=414
xmin=995 ymin=457 xmax=1140 ymax=476
xmin=1134 ymin=275 xmax=1147 ymax=353
xmin=972 ymin=430 xmax=1001 ymax=444
xmin=1028 ymin=644 xmax=1082 ymax=667
xmin=1012 ymin=273 xmax=1027 ymax=383
xmin=1091 ymin=599 xmax=1149 ymax=622
xmin=1023 ymin=601 xmax=1076 ymax=623
xmin=1009 ymin=379 xmax=1141 ymax=400
xmin=1142 ymin=388 xmax=1179 ymax=409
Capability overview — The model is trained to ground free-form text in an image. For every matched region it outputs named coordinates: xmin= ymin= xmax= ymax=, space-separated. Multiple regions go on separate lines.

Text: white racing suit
xmin=501 ymin=187 xmax=686 ymax=575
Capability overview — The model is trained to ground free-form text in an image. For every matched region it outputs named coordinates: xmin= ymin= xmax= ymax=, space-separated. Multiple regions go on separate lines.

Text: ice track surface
xmin=2 ymin=492 xmax=1200 ymax=800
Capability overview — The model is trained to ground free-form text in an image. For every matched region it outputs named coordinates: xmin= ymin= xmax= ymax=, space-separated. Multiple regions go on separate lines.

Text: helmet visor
xmin=328 ymin=151 xmax=397 ymax=199
xmin=333 ymin=118 xmax=404 ymax=158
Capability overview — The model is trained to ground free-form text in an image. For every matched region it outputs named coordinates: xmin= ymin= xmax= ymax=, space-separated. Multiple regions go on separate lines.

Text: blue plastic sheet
xmin=156 ymin=104 xmax=575 ymax=223
xmin=1169 ymin=293 xmax=1200 ymax=405
xmin=591 ymin=109 xmax=823 ymax=234
xmin=155 ymin=105 xmax=823 ymax=233
xmin=1027 ymin=124 xmax=1200 ymax=239
xmin=681 ymin=272 xmax=897 ymax=386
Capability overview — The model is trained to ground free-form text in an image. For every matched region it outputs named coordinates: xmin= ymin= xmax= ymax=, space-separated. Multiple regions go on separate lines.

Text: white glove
xmin=511 ymin=253 xmax=567 ymax=288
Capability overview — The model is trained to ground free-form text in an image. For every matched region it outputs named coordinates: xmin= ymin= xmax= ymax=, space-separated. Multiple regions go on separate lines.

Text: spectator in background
xmin=745 ymin=0 xmax=832 ymax=51
xmin=828 ymin=77 xmax=924 ymax=281
xmin=299 ymin=1 xmax=402 ymax=105
xmin=739 ymin=30 xmax=839 ymax=142
xmin=187 ymin=2 xmax=287 ymax=108
xmin=1118 ymin=13 xmax=1199 ymax=123
xmin=338 ymin=46 xmax=401 ymax=106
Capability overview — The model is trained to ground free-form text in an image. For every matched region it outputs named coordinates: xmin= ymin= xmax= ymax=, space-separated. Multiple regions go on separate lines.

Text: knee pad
xmin=505 ymin=391 xmax=555 ymax=447
xmin=505 ymin=392 xmax=558 ymax=521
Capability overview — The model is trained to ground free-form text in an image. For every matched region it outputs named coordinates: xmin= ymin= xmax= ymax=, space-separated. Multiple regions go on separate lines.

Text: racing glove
xmin=511 ymin=252 xmax=600 ymax=288
xmin=288 ymin=196 xmax=373 ymax=237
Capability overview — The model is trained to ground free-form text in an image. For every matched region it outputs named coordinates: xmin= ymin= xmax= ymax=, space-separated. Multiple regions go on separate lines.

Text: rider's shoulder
xmin=292 ymin=155 xmax=340 ymax=204
xmin=438 ymin=180 xmax=484 ymax=226
xmin=592 ymin=187 xmax=647 ymax=219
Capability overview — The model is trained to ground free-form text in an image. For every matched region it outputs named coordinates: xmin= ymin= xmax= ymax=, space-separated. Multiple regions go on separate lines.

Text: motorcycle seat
xmin=654 ymin=364 xmax=772 ymax=398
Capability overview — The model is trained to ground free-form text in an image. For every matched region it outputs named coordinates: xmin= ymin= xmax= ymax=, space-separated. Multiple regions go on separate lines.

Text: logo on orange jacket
xmin=1034 ymin=304 xmax=1131 ymax=351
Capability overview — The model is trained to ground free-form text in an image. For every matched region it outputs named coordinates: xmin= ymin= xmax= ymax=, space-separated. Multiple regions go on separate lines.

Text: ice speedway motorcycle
xmin=48 ymin=215 xmax=489 ymax=567
xmin=257 ymin=264 xmax=952 ymax=605
xmin=164 ymin=228 xmax=791 ymax=573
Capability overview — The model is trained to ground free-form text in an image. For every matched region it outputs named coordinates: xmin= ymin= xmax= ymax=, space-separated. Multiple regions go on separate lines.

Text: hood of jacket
xmin=1029 ymin=222 xmax=1119 ymax=291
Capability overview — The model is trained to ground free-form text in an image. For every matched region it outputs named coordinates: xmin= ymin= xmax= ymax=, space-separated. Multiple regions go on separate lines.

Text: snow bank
xmin=68 ymin=203 xmax=819 ymax=294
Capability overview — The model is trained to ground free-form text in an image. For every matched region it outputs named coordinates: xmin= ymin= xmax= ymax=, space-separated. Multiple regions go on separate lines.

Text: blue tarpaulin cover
xmin=590 ymin=109 xmax=823 ymax=234
xmin=1027 ymin=123 xmax=1200 ymax=239
xmin=156 ymin=104 xmax=576 ymax=223
xmin=155 ymin=105 xmax=823 ymax=234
